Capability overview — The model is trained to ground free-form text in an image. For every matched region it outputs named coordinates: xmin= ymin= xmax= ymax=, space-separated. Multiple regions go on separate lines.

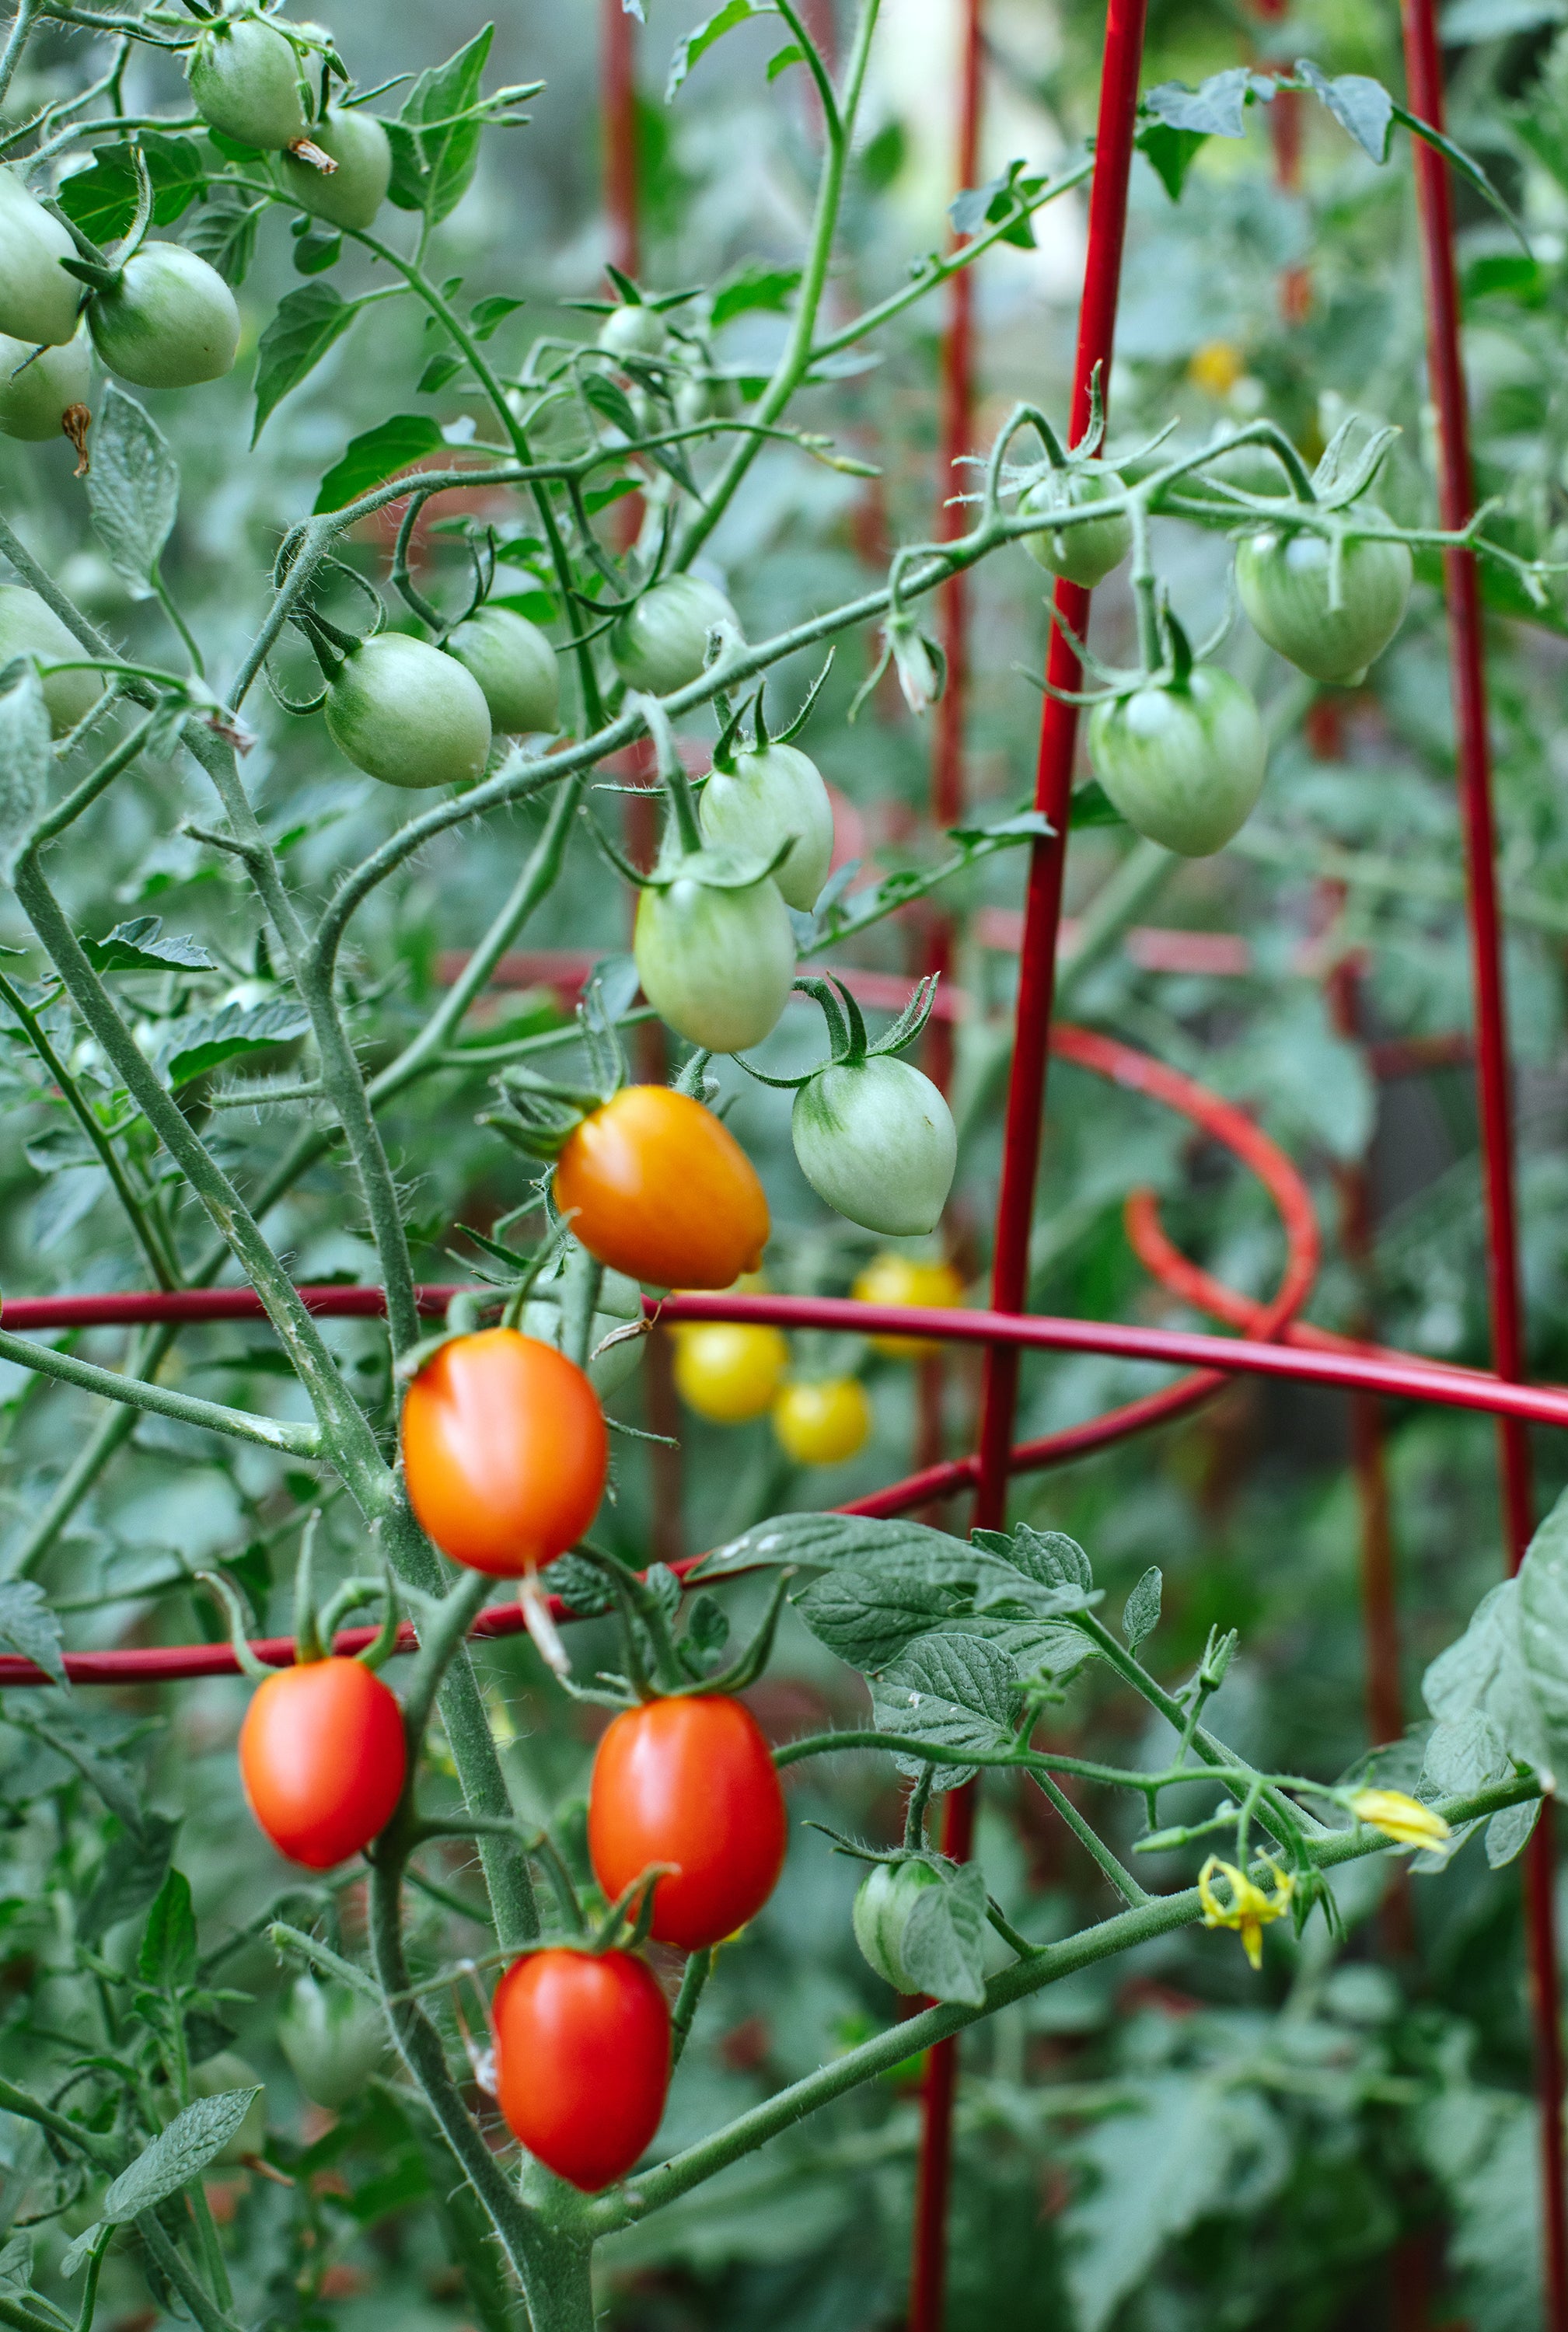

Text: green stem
xmin=671 ymin=1947 xmax=712 ymax=2066
xmin=1026 ymin=1770 xmax=1148 ymax=1907
xmin=0 ymin=2074 xmax=117 ymax=2166
xmin=0 ymin=1325 xmax=320 ymax=1455
xmin=134 ymin=2215 xmax=239 ymax=2332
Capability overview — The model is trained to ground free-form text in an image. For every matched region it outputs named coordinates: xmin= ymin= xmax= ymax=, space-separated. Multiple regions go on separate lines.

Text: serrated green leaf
xmin=57 ymin=134 xmax=205 ymax=243
xmin=182 ymin=183 xmax=262 ymax=287
xmin=252 ymin=282 xmax=362 ymax=444
xmin=86 ymin=383 xmax=177 ymax=596
xmin=896 ymin=1860 xmax=988 ymax=2005
xmin=159 ymin=997 xmax=309 ymax=1087
xmin=1123 ymin=1567 xmax=1162 ymax=1650
xmin=0 ymin=1580 xmax=65 ymax=1686
xmin=79 ymin=1814 xmax=179 ymax=1944
xmin=390 ymin=27 xmax=494 ymax=222
xmin=103 ymin=2088 xmax=260 ymax=2222
xmin=871 ymin=1633 xmax=1021 ymax=1789
xmin=138 ymin=1866 xmax=197 ymax=1993
xmin=470 ymin=294 xmax=524 ymax=341
xmin=84 ymin=916 xmax=216 ymax=975
xmin=313 ymin=414 xmax=444 ymax=515
xmin=711 ymin=260 xmax=801 ymax=330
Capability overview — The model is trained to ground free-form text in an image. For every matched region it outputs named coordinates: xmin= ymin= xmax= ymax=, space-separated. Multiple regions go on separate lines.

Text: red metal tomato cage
xmin=2 ymin=0 xmax=1563 ymax=2322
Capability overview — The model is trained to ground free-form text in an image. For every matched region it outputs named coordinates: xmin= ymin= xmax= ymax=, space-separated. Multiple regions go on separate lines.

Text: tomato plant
xmin=588 ymin=1694 xmax=789 ymax=1948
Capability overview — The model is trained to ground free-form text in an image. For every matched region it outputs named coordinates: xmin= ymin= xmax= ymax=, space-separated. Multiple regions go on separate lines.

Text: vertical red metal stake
xmin=602 ymin=0 xmax=639 ymax=281
xmin=1397 ymin=3 xmax=1568 ymax=2320
xmin=908 ymin=6 xmax=1150 ymax=2326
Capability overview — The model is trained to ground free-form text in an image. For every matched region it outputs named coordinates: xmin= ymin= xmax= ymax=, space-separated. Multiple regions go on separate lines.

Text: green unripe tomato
xmin=634 ymin=863 xmax=796 ymax=1053
xmin=445 ymin=606 xmax=560 ymax=736
xmin=275 ymin=106 xmax=392 ymax=230
xmin=190 ymin=2053 xmax=267 ymax=2165
xmin=522 ymin=1263 xmax=644 ymax=1397
xmin=88 ymin=245 xmax=240 ymax=389
xmin=698 ymin=742 xmax=834 ymax=913
xmin=852 ymin=1860 xmax=944 ymax=1994
xmin=188 ymin=16 xmax=309 ymax=150
xmin=599 ymin=305 xmax=667 ymax=361
xmin=0 ymin=583 xmax=103 ymax=735
xmin=0 ymin=329 xmax=89 ymax=441
xmin=276 ymin=1974 xmax=386 ymax=2113
xmin=1234 ymin=523 xmax=1413 ymax=686
xmin=324 ymin=633 xmax=492 ymax=789
xmin=791 ymin=1056 xmax=956 ymax=1237
xmin=1087 ymin=666 xmax=1266 ymax=858
xmin=1019 ymin=460 xmax=1133 ymax=588
xmin=675 ymin=372 xmax=738 ymax=428
xmin=611 ymin=575 xmax=739 ymax=696
xmin=0 ymin=168 xmax=82 ymax=349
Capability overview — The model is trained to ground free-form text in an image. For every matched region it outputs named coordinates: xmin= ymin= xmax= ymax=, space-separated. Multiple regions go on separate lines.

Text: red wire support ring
xmin=0 ymin=1022 xmax=1315 ymax=1688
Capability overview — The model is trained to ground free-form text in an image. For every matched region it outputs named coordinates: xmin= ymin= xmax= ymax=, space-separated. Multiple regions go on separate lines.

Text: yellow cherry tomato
xmin=773 ymin=1377 xmax=872 ymax=1467
xmin=672 ymin=1321 xmax=789 ymax=1423
xmin=851 ymin=1253 xmax=966 ymax=1360
xmin=1187 ymin=340 xmax=1246 ymax=399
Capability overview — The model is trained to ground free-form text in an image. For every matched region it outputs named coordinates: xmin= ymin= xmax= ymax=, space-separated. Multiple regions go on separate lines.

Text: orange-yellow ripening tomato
xmin=400 ymin=1328 xmax=608 ymax=1576
xmin=851 ymin=1253 xmax=966 ymax=1360
xmin=773 ymin=1377 xmax=871 ymax=1466
xmin=1187 ymin=340 xmax=1246 ymax=399
xmin=672 ymin=1321 xmax=789 ymax=1423
xmin=554 ymin=1086 xmax=770 ymax=1290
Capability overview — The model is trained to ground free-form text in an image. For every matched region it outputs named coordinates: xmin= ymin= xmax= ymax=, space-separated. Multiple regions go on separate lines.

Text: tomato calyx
xmin=550 ymin=1541 xmax=796 ymax=1708
xmin=198 ymin=1506 xmax=401 ymax=1679
xmin=707 ymin=651 xmax=834 ymax=777
xmin=736 ymin=968 xmax=939 ymax=1091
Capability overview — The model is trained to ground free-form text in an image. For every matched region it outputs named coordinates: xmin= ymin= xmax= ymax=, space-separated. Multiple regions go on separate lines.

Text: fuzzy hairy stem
xmin=0 ymin=1324 xmax=320 ymax=1456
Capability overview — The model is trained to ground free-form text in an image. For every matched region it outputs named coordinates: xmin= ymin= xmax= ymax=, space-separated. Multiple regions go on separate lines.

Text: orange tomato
xmin=554 ymin=1086 xmax=769 ymax=1289
xmin=239 ymin=1656 xmax=406 ymax=1870
xmin=588 ymin=1695 xmax=787 ymax=1950
xmin=400 ymin=1328 xmax=607 ymax=1576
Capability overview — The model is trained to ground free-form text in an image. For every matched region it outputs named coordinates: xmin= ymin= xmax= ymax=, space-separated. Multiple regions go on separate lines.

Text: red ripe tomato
xmin=400 ymin=1328 xmax=608 ymax=1577
xmin=588 ymin=1695 xmax=787 ymax=1950
xmin=553 ymin=1085 xmax=769 ymax=1290
xmin=239 ymin=1656 xmax=407 ymax=1870
xmin=493 ymin=1947 xmax=670 ymax=2191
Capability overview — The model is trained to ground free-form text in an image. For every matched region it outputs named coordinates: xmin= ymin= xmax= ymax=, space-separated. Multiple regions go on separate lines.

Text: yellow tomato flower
xmin=1187 ymin=339 xmax=1246 ymax=398
xmin=1349 ymin=1789 xmax=1451 ymax=1849
xmin=1197 ymin=1855 xmax=1294 ymax=1971
xmin=851 ymin=1252 xmax=965 ymax=1359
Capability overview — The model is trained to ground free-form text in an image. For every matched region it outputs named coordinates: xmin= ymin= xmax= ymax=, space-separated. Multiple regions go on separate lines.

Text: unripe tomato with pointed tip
xmin=239 ymin=1656 xmax=407 ymax=1870
xmin=672 ymin=1320 xmax=788 ymax=1422
xmin=792 ymin=1056 xmax=956 ymax=1236
xmin=277 ymin=107 xmax=393 ymax=231
xmin=611 ymin=574 xmax=739 ymax=696
xmin=852 ymin=1859 xmax=945 ymax=1993
xmin=774 ymin=1376 xmax=871 ymax=1466
xmin=87 ymin=245 xmax=240 ymax=389
xmin=554 ymin=1085 xmax=769 ymax=1288
xmin=188 ymin=16 xmax=309 ymax=149
xmin=634 ymin=863 xmax=795 ymax=1055
xmin=698 ymin=742 xmax=835 ymax=913
xmin=1087 ymin=667 xmax=1266 ymax=857
xmin=1019 ymin=460 xmax=1133 ymax=588
xmin=1234 ymin=523 xmax=1412 ymax=686
xmin=0 ymin=584 xmax=103 ymax=735
xmin=0 ymin=329 xmax=89 ymax=442
xmin=277 ymin=1974 xmax=386 ymax=2111
xmin=588 ymin=1695 xmax=788 ymax=1949
xmin=0 ymin=168 xmax=83 ymax=348
xmin=599 ymin=304 xmax=667 ymax=361
xmin=494 ymin=1947 xmax=670 ymax=2191
xmin=400 ymin=1328 xmax=608 ymax=1577
xmin=324 ymin=633 xmax=491 ymax=789
xmin=851 ymin=1252 xmax=965 ymax=1359
xmin=445 ymin=605 xmax=560 ymax=736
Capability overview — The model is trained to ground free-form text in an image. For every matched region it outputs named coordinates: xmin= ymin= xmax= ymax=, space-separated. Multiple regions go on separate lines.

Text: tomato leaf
xmin=388 ymin=26 xmax=494 ymax=223
xmin=137 ymin=1866 xmax=197 ymax=1993
xmin=711 ymin=260 xmax=801 ymax=330
xmin=79 ymin=1814 xmax=180 ymax=1945
xmin=252 ymin=282 xmax=365 ymax=445
xmin=158 ymin=998 xmax=310 ymax=1088
xmin=970 ymin=1524 xmax=1095 ymax=1594
xmin=84 ymin=916 xmax=216 ymax=975
xmin=0 ymin=1580 xmax=65 ymax=1688
xmin=949 ymin=158 xmax=1049 ymax=247
xmin=102 ymin=2086 xmax=262 ymax=2222
xmin=56 ymin=133 xmax=205 ymax=243
xmin=794 ymin=1564 xmax=971 ymax=1671
xmin=313 ymin=414 xmax=445 ymax=514
xmin=470 ymin=294 xmax=524 ymax=341
xmin=1517 ymin=1486 xmax=1568 ymax=1784
xmin=86 ymin=383 xmax=178 ymax=599
xmin=700 ymin=1510 xmax=958 ymax=1580
xmin=1142 ymin=69 xmax=1273 ymax=141
xmin=767 ymin=43 xmax=805 ymax=82
xmin=1122 ymin=1567 xmax=1163 ymax=1651
xmin=667 ymin=1 xmax=776 ymax=101
xmin=182 ymin=182 xmax=263 ymax=288
xmin=1292 ymin=61 xmax=1393 ymax=161
xmin=871 ymin=1634 xmax=1022 ymax=1790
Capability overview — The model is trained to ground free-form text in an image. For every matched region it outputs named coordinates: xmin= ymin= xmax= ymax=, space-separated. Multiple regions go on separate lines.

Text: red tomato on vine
xmin=239 ymin=1656 xmax=407 ymax=1870
xmin=400 ymin=1328 xmax=608 ymax=1576
xmin=588 ymin=1694 xmax=787 ymax=1950
xmin=493 ymin=1947 xmax=670 ymax=2191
